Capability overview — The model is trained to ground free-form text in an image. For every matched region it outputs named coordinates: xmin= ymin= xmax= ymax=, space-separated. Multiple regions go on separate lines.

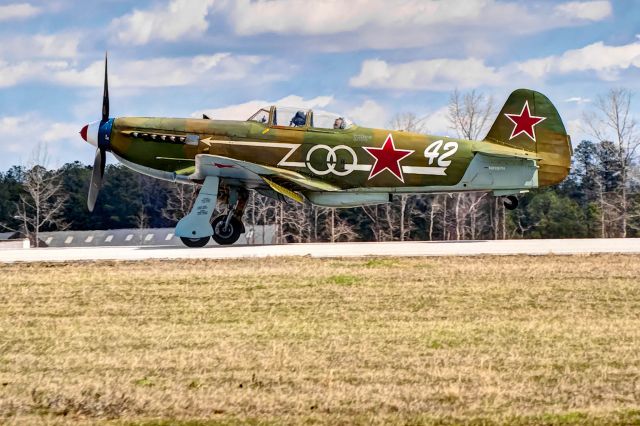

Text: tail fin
xmin=485 ymin=89 xmax=572 ymax=187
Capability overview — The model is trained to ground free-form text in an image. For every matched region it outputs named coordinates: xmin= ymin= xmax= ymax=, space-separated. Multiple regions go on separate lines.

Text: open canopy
xmin=248 ymin=106 xmax=355 ymax=130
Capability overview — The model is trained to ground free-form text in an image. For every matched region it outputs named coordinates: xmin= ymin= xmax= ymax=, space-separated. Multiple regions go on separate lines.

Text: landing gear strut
xmin=175 ymin=176 xmax=218 ymax=248
xmin=211 ymin=187 xmax=247 ymax=245
xmin=503 ymin=195 xmax=519 ymax=210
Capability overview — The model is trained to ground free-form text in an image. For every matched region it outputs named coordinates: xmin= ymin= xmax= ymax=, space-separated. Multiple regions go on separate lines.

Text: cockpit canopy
xmin=248 ymin=106 xmax=355 ymax=130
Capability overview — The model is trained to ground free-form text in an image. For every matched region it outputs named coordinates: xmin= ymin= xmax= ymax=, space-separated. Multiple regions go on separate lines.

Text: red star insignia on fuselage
xmin=364 ymin=134 xmax=414 ymax=182
xmin=505 ymin=100 xmax=546 ymax=142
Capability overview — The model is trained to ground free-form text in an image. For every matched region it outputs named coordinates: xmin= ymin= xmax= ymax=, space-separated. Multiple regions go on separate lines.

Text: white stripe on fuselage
xmin=203 ymin=139 xmax=446 ymax=176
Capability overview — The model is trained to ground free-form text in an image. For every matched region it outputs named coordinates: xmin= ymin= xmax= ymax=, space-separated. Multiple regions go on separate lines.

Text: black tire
xmin=180 ymin=236 xmax=210 ymax=248
xmin=211 ymin=215 xmax=242 ymax=245
xmin=503 ymin=195 xmax=519 ymax=210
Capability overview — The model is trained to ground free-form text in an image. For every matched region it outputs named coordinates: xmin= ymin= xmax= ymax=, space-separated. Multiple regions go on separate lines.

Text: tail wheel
xmin=503 ymin=195 xmax=519 ymax=210
xmin=180 ymin=236 xmax=210 ymax=248
xmin=212 ymin=215 xmax=242 ymax=245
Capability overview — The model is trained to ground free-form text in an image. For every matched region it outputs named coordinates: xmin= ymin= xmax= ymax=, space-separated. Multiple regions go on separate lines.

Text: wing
xmin=191 ymin=154 xmax=341 ymax=203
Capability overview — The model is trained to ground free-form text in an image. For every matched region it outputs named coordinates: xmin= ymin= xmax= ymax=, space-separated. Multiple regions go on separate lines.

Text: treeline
xmin=0 ymin=163 xmax=174 ymax=234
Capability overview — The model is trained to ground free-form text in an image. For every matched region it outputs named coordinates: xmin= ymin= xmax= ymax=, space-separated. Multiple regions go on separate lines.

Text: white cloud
xmin=225 ymin=0 xmax=611 ymax=51
xmin=422 ymin=106 xmax=453 ymax=136
xmin=0 ymin=33 xmax=80 ymax=60
xmin=0 ymin=3 xmax=41 ymax=21
xmin=55 ymin=53 xmax=262 ymax=88
xmin=347 ymin=100 xmax=388 ymax=128
xmin=229 ymin=0 xmax=486 ymax=36
xmin=565 ymin=118 xmax=585 ymax=139
xmin=42 ymin=122 xmax=82 ymax=144
xmin=565 ymin=97 xmax=592 ymax=104
xmin=30 ymin=34 xmax=80 ymax=59
xmin=350 ymin=37 xmax=640 ymax=91
xmin=0 ymin=116 xmax=31 ymax=154
xmin=195 ymin=95 xmax=334 ymax=120
xmin=516 ymin=39 xmax=640 ymax=81
xmin=0 ymin=53 xmax=275 ymax=89
xmin=350 ymin=58 xmax=503 ymax=91
xmin=555 ymin=1 xmax=612 ymax=21
xmin=111 ymin=0 xmax=216 ymax=45
xmin=0 ymin=32 xmax=82 ymax=88
xmin=0 ymin=114 xmax=84 ymax=170
xmin=0 ymin=60 xmax=68 ymax=88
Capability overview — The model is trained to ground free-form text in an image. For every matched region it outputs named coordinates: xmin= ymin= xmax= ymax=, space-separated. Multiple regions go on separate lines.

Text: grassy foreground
xmin=1 ymin=255 xmax=640 ymax=425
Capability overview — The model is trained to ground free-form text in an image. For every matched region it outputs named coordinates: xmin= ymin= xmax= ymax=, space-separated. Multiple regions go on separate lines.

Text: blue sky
xmin=0 ymin=0 xmax=639 ymax=171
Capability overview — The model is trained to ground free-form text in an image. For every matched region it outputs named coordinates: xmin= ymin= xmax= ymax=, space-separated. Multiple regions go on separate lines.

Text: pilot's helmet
xmin=291 ymin=111 xmax=306 ymax=127
xmin=333 ymin=117 xmax=345 ymax=129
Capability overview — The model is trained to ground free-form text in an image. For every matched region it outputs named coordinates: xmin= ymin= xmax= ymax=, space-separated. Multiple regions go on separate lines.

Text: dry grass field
xmin=1 ymin=255 xmax=640 ymax=425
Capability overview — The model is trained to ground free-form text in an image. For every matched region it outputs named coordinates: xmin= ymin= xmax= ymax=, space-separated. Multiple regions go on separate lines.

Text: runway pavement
xmin=1 ymin=238 xmax=639 ymax=263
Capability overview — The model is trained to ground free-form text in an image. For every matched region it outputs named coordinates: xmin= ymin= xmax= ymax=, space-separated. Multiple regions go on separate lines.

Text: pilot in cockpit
xmin=290 ymin=111 xmax=306 ymax=127
xmin=333 ymin=117 xmax=345 ymax=129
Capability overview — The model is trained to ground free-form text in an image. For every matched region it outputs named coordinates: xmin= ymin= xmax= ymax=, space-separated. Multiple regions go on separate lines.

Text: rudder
xmin=485 ymin=89 xmax=572 ymax=187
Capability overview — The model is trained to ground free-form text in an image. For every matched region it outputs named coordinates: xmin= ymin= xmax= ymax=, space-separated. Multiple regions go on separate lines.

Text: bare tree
xmin=398 ymin=195 xmax=408 ymax=241
xmin=389 ymin=112 xmax=429 ymax=133
xmin=447 ymin=89 xmax=497 ymax=240
xmin=13 ymin=146 xmax=68 ymax=247
xmin=324 ymin=208 xmax=357 ymax=242
xmin=134 ymin=205 xmax=149 ymax=245
xmin=362 ymin=204 xmax=395 ymax=241
xmin=511 ymin=210 xmax=541 ymax=238
xmin=309 ymin=204 xmax=325 ymax=242
xmin=245 ymin=190 xmax=279 ymax=244
xmin=593 ymin=173 xmax=625 ymax=238
xmin=161 ymin=183 xmax=198 ymax=223
xmin=448 ymin=89 xmax=495 ymax=140
xmin=584 ymin=88 xmax=640 ymax=237
xmin=455 ymin=192 xmax=488 ymax=240
xmin=282 ymin=201 xmax=312 ymax=243
xmin=428 ymin=196 xmax=442 ymax=240
xmin=244 ymin=190 xmax=258 ymax=244
xmin=490 ymin=197 xmax=507 ymax=240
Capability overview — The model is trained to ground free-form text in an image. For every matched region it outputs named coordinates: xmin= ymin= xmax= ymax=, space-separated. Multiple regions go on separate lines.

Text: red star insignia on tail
xmin=364 ymin=134 xmax=414 ymax=182
xmin=505 ymin=100 xmax=546 ymax=142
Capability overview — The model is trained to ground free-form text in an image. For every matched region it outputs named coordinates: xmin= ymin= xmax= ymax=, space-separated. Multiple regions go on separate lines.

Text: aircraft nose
xmin=81 ymin=120 xmax=101 ymax=148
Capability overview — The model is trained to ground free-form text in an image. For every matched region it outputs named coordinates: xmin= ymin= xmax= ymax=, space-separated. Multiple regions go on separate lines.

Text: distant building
xmin=0 ymin=233 xmax=30 ymax=249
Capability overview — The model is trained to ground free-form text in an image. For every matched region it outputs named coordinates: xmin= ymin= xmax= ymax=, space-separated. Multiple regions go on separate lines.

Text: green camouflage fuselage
xmin=110 ymin=117 xmax=474 ymax=189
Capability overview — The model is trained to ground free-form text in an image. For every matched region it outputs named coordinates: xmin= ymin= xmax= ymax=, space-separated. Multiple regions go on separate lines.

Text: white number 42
xmin=424 ymin=140 xmax=458 ymax=168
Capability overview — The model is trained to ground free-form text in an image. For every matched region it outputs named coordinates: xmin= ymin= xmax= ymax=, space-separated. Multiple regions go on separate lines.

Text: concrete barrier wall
xmin=37 ymin=226 xmax=277 ymax=247
xmin=0 ymin=239 xmax=30 ymax=250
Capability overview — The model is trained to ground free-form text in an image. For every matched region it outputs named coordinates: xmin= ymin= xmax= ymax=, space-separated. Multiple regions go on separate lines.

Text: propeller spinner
xmin=79 ymin=53 xmax=112 ymax=212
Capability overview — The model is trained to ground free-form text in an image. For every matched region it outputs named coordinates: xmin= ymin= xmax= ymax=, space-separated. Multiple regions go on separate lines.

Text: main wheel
xmin=211 ymin=215 xmax=242 ymax=245
xmin=503 ymin=195 xmax=519 ymax=210
xmin=180 ymin=236 xmax=210 ymax=248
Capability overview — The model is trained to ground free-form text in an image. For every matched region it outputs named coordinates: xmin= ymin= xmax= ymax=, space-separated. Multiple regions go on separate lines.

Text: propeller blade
xmin=87 ymin=148 xmax=106 ymax=212
xmin=102 ymin=52 xmax=109 ymax=122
